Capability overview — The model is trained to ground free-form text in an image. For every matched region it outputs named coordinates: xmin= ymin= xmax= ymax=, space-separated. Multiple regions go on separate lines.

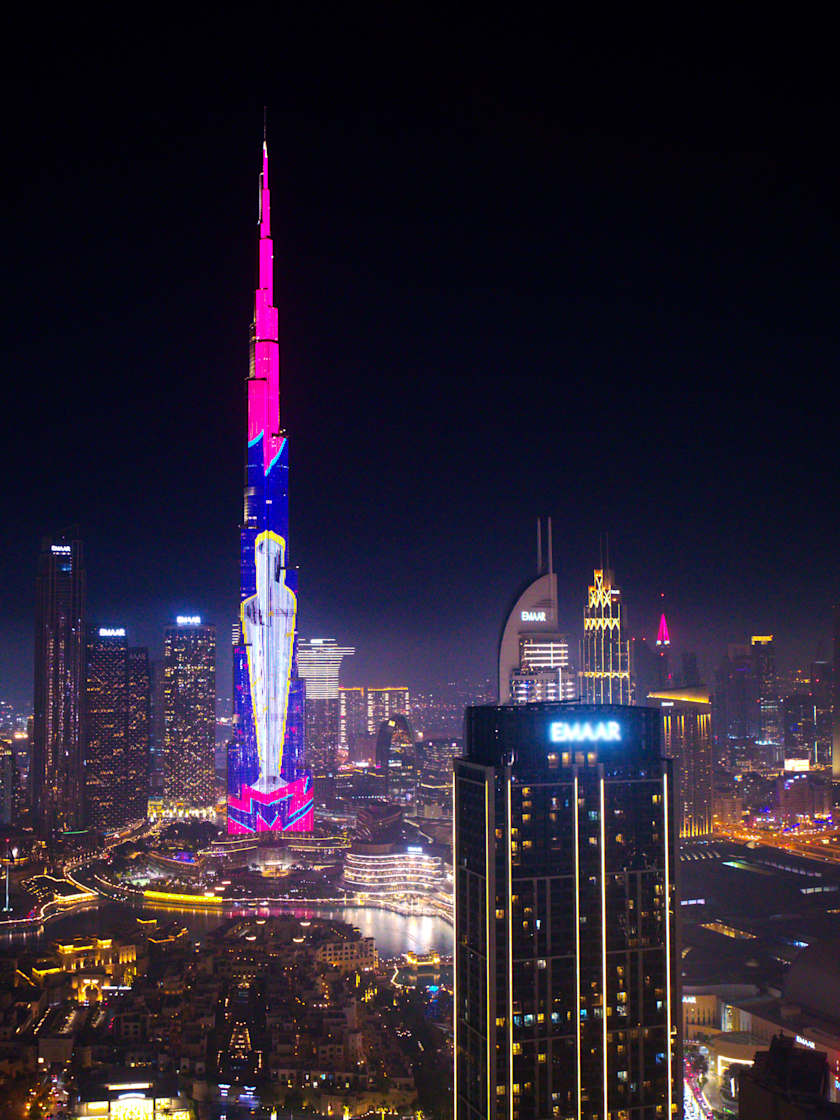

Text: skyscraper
xmin=0 ymin=740 xmax=15 ymax=826
xmin=454 ymin=702 xmax=680 ymax=1119
xmin=582 ymin=567 xmax=632 ymax=704
xmin=297 ymin=638 xmax=355 ymax=773
xmin=85 ymin=628 xmax=151 ymax=832
xmin=33 ymin=535 xmax=86 ymax=835
xmin=366 ymin=687 xmax=410 ymax=734
xmin=649 ymin=687 xmax=713 ymax=837
xmin=713 ymin=643 xmax=758 ymax=769
xmin=375 ymin=714 xmax=416 ymax=804
xmin=752 ymin=635 xmax=782 ymax=765
xmin=228 ymin=134 xmax=312 ymax=834
xmin=498 ymin=520 xmax=577 ymax=704
xmin=339 ymin=686 xmax=366 ymax=750
xmin=163 ymin=617 xmax=216 ymax=811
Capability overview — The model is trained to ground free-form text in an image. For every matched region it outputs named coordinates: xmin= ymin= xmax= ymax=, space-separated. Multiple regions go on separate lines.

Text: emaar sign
xmin=520 ymin=610 xmax=547 ymax=622
xmin=549 ymin=720 xmax=621 ymax=744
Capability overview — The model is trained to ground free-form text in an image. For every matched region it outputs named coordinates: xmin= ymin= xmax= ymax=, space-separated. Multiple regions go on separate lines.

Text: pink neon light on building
xmin=249 ymin=141 xmax=284 ymax=476
xmin=656 ymin=613 xmax=671 ymax=646
xmin=227 ymin=774 xmax=313 ymax=834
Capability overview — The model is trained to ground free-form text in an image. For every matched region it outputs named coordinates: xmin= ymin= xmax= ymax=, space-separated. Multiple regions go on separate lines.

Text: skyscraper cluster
xmin=30 ymin=532 xmax=218 ymax=837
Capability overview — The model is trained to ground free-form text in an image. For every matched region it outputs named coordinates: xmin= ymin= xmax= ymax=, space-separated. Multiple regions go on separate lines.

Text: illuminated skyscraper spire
xmin=249 ymin=136 xmax=283 ymax=476
xmin=228 ymin=130 xmax=312 ymax=834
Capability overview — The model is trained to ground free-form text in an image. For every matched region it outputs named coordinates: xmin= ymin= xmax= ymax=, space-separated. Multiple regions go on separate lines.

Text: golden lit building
xmin=33 ymin=935 xmax=138 ymax=1002
xmin=582 ymin=567 xmax=632 ymax=704
xmin=649 ymin=688 xmax=713 ymax=838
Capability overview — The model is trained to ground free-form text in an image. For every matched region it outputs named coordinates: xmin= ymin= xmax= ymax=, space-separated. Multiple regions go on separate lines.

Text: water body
xmin=17 ymin=901 xmax=453 ymax=958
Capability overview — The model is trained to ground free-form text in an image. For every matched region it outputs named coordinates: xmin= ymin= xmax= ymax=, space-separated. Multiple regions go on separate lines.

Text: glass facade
xmin=33 ymin=536 xmax=86 ymax=835
xmin=163 ymin=621 xmax=215 ymax=809
xmin=227 ymin=140 xmax=312 ymax=833
xmin=85 ymin=629 xmax=150 ymax=832
xmin=454 ymin=703 xmax=680 ymax=1120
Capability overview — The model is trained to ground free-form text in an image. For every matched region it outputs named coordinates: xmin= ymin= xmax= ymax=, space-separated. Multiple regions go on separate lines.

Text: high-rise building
xmin=163 ymin=617 xmax=216 ymax=811
xmin=498 ymin=519 xmax=577 ymax=704
xmin=297 ymin=639 xmax=355 ymax=773
xmin=228 ymin=134 xmax=312 ymax=835
xmin=366 ymin=687 xmax=410 ymax=734
xmin=810 ymin=659 xmax=833 ymax=766
xmin=582 ymin=567 xmax=632 ymax=704
xmin=339 ymin=686 xmax=366 ymax=749
xmin=832 ymin=604 xmax=840 ymax=779
xmin=0 ymin=740 xmax=15 ymax=826
xmin=752 ymin=635 xmax=782 ymax=765
xmin=375 ymin=714 xmax=416 ymax=804
xmin=649 ymin=687 xmax=713 ymax=837
xmin=713 ymin=643 xmax=759 ymax=770
xmin=85 ymin=628 xmax=150 ymax=832
xmin=454 ymin=702 xmax=680 ymax=1119
xmin=33 ymin=535 xmax=86 ymax=835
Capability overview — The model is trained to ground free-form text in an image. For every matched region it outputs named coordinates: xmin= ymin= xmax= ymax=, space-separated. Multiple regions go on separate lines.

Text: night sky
xmin=2 ymin=20 xmax=839 ymax=707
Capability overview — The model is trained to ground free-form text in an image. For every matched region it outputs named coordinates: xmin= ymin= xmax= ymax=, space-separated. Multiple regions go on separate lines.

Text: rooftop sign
xmin=51 ymin=544 xmax=72 ymax=554
xmin=176 ymin=615 xmax=201 ymax=625
xmin=98 ymin=628 xmax=126 ymax=638
xmin=521 ymin=610 xmax=547 ymax=622
xmin=549 ymin=720 xmax=621 ymax=744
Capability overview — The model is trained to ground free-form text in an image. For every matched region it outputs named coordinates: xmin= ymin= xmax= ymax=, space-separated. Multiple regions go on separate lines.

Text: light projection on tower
xmin=227 ymin=136 xmax=313 ymax=834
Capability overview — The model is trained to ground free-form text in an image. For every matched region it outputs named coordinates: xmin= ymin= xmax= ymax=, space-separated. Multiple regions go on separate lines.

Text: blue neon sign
xmin=549 ymin=720 xmax=621 ymax=744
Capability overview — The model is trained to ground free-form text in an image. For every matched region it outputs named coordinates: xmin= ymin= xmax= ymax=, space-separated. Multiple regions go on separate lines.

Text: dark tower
xmin=33 ymin=535 xmax=86 ymax=836
xmin=454 ymin=703 xmax=680 ymax=1119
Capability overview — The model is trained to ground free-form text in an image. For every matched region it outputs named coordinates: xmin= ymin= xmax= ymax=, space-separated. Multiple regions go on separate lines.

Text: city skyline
xmin=3 ymin=47 xmax=839 ymax=707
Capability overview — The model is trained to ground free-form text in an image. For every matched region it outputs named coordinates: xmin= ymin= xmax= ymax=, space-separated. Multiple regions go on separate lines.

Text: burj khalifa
xmin=227 ymin=136 xmax=313 ymax=833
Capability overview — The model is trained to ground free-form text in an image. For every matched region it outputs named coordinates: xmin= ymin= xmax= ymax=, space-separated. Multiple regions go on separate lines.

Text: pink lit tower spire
xmin=228 ymin=125 xmax=312 ymax=834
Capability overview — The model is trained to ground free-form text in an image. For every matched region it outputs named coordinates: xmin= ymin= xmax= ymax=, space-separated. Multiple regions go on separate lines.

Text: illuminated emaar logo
xmin=98 ymin=628 xmax=126 ymax=638
xmin=51 ymin=544 xmax=72 ymax=554
xmin=521 ymin=610 xmax=547 ymax=622
xmin=176 ymin=615 xmax=201 ymax=626
xmin=549 ymin=720 xmax=621 ymax=744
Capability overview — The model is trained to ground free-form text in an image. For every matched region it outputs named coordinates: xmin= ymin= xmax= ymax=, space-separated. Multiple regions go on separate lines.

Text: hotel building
xmin=163 ymin=617 xmax=216 ymax=811
xmin=454 ymin=702 xmax=680 ymax=1119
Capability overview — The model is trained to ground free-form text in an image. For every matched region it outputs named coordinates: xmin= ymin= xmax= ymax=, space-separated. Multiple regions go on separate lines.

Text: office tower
xmin=810 ymin=659 xmax=833 ymax=765
xmin=713 ymin=644 xmax=759 ymax=770
xmin=582 ymin=567 xmax=632 ymax=704
xmin=163 ymin=617 xmax=216 ymax=811
xmin=632 ymin=638 xmax=670 ymax=701
xmin=752 ymin=635 xmax=782 ymax=765
xmin=649 ymin=687 xmax=713 ymax=837
xmin=228 ymin=134 xmax=312 ymax=834
xmin=149 ymin=658 xmax=165 ymax=774
xmin=33 ymin=535 xmax=86 ymax=835
xmin=339 ymin=686 xmax=366 ymax=749
xmin=0 ymin=740 xmax=14 ymax=826
xmin=366 ymin=687 xmax=410 ymax=734
xmin=453 ymin=703 xmax=680 ymax=1119
xmin=499 ymin=521 xmax=577 ymax=704
xmin=783 ymin=693 xmax=815 ymax=760
xmin=375 ymin=714 xmax=416 ymax=804
xmin=297 ymin=638 xmax=355 ymax=772
xmin=85 ymin=628 xmax=150 ymax=832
